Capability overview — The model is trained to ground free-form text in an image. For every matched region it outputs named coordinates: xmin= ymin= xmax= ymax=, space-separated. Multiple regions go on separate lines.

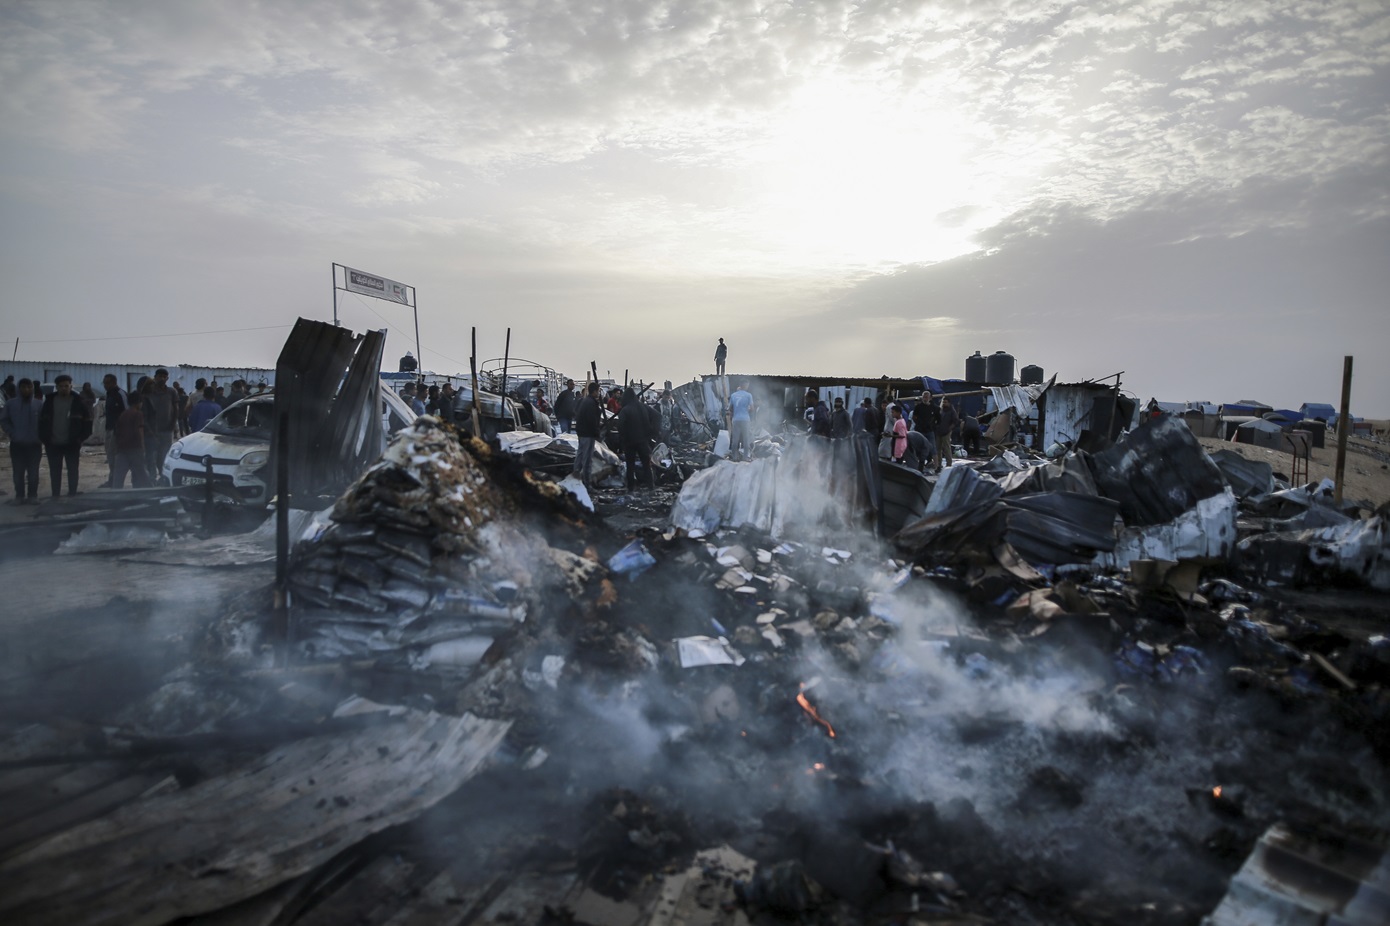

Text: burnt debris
xmin=0 ymin=396 xmax=1387 ymax=926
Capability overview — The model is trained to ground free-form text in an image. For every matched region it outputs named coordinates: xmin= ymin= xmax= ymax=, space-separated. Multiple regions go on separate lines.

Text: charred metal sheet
xmin=0 ymin=707 xmax=511 ymax=926
xmin=1202 ymin=822 xmax=1390 ymax=926
xmin=996 ymin=452 xmax=1100 ymax=497
xmin=1209 ymin=448 xmax=1276 ymax=501
xmin=1090 ymin=414 xmax=1227 ymax=526
xmin=1000 ymin=492 xmax=1121 ymax=565
xmin=270 ymin=318 xmax=385 ymax=506
xmin=925 ymin=464 xmax=1004 ymax=517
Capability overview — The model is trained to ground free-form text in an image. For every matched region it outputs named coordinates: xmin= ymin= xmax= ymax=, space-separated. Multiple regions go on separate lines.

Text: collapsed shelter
xmin=1 ymin=345 xmax=1389 ymax=926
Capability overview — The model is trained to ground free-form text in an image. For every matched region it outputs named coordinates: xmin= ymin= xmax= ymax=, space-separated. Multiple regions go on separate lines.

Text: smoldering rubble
xmin=1 ymin=413 xmax=1388 ymax=926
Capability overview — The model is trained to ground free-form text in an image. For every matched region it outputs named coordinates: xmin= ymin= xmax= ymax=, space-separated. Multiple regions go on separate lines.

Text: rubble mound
xmin=287 ymin=419 xmax=536 ymax=663
xmin=328 ymin=416 xmax=506 ymax=554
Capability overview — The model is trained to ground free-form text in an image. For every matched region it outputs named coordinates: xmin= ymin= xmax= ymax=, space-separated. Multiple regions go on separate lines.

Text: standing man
xmin=714 ymin=338 xmax=727 ymax=377
xmin=142 ymin=368 xmax=178 ymax=483
xmin=934 ymin=397 xmax=959 ymax=472
xmin=554 ymin=379 xmax=577 ymax=434
xmin=437 ymin=382 xmax=458 ymax=425
xmin=619 ymin=388 xmax=655 ymax=490
xmin=111 ymin=391 xmax=150 ymax=488
xmin=830 ymin=397 xmax=852 ymax=438
xmin=189 ymin=386 xmax=223 ymax=432
xmin=911 ymin=392 xmax=940 ymax=470
xmin=572 ymin=382 xmax=602 ymax=488
xmin=101 ymin=374 xmax=128 ymax=487
xmin=171 ymin=381 xmax=188 ymax=436
xmin=727 ymin=380 xmax=755 ymax=461
xmin=38 ymin=374 xmax=93 ymax=497
xmin=1 ymin=375 xmax=16 ymax=400
xmin=1 ymin=378 xmax=44 ymax=503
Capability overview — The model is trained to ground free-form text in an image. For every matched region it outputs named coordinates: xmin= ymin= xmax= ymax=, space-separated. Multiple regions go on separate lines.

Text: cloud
xmin=0 ymin=0 xmax=1387 ymax=400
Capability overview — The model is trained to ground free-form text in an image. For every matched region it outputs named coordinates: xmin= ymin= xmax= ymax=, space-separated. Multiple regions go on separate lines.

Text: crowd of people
xmin=0 ymin=369 xmax=268 ymax=503
xmin=803 ymin=387 xmax=991 ymax=473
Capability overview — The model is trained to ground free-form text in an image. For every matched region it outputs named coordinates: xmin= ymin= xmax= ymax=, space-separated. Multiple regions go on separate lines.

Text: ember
xmin=796 ymin=685 xmax=837 ymax=739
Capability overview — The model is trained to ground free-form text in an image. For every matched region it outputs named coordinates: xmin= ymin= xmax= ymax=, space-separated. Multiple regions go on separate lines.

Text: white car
xmin=164 ymin=383 xmax=417 ymax=505
xmin=164 ymin=395 xmax=276 ymax=504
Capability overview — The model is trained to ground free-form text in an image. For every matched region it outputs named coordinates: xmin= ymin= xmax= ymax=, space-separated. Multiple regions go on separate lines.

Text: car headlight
xmin=241 ymin=450 xmax=269 ymax=467
xmin=168 ymin=443 xmax=183 ymax=460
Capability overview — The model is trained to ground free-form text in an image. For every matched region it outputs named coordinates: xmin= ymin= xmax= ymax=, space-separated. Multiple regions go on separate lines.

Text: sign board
xmin=343 ymin=267 xmax=410 ymax=305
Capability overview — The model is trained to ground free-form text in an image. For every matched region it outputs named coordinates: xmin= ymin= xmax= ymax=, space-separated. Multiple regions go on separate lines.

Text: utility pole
xmin=1333 ymin=355 xmax=1353 ymax=506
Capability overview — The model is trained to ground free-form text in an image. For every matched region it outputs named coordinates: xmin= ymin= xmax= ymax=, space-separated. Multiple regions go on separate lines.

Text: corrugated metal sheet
xmin=0 ymin=361 xmax=275 ymax=394
xmin=269 ymin=320 xmax=384 ymax=504
xmin=1038 ymin=383 xmax=1117 ymax=450
xmin=1203 ymin=822 xmax=1389 ymax=926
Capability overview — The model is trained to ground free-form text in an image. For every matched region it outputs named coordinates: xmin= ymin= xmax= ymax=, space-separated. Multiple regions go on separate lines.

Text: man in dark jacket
xmin=553 ymin=379 xmax=577 ymax=433
xmin=142 ymin=368 xmax=178 ymax=483
xmin=910 ymin=392 xmax=939 ymax=467
xmin=101 ymin=373 xmax=128 ymax=487
xmin=618 ymin=388 xmax=655 ymax=490
xmin=934 ymin=397 xmax=959 ymax=472
xmin=830 ymin=397 xmax=852 ymax=438
xmin=572 ymin=382 xmax=602 ymax=488
xmin=2 ymin=378 xmax=44 ymax=503
xmin=38 ymin=374 xmax=93 ymax=497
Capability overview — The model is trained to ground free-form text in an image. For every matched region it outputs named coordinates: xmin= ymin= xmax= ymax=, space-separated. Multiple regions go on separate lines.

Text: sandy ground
xmin=0 ymin=441 xmax=120 ymax=525
xmin=1196 ymin=433 xmax=1390 ymax=508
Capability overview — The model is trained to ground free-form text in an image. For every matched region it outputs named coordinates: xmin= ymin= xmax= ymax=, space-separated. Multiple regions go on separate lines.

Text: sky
xmin=1 ymin=0 xmax=1387 ymax=413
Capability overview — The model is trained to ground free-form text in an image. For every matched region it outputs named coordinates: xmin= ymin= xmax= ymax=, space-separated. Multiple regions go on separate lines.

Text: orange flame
xmin=796 ymin=689 xmax=836 ymax=738
xmin=1212 ymin=786 xmax=1222 ymax=799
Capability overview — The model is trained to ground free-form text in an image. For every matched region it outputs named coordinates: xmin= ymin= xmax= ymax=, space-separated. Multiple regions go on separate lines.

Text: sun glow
xmin=745 ymin=78 xmax=1001 ymax=268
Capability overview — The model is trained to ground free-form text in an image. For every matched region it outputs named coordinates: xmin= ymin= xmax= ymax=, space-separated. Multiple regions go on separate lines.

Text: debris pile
xmin=283 ymin=419 xmax=591 ymax=667
xmin=2 ymin=407 xmax=1388 ymax=926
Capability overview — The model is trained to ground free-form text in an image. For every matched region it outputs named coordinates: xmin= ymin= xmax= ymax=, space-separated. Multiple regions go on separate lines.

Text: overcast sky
xmin=2 ymin=0 xmax=1386 ymax=412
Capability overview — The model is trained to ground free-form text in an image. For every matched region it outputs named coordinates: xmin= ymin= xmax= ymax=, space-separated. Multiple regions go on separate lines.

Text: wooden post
xmin=1333 ymin=355 xmax=1353 ymax=506
xmin=469 ymin=327 xmax=482 ymax=438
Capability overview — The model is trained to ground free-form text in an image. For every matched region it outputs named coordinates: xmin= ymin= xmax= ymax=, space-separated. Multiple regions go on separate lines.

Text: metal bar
xmin=273 ymin=406 xmax=291 ymax=657
xmin=501 ymin=327 xmax=511 ymax=401
xmin=469 ymin=327 xmax=482 ymax=437
xmin=202 ymin=455 xmax=215 ymax=532
xmin=1333 ymin=355 xmax=1353 ymax=506
xmin=411 ymin=287 xmax=421 ymax=374
xmin=331 ymin=263 xmax=338 ymax=327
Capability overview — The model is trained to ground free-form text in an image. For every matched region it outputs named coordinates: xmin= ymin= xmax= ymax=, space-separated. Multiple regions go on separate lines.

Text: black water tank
xmin=986 ymin=350 xmax=1015 ymax=383
xmin=1020 ymin=364 xmax=1044 ymax=385
xmin=965 ymin=351 xmax=987 ymax=383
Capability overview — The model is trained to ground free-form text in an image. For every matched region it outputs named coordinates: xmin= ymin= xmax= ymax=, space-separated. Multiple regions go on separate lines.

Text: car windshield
xmin=204 ymin=399 xmax=274 ymax=439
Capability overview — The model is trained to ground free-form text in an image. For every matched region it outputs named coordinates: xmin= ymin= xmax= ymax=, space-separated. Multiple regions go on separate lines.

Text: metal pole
xmin=1333 ymin=355 xmax=1353 ymax=506
xmin=331 ymin=263 xmax=338 ymax=327
xmin=11 ymin=337 xmax=17 ymax=362
xmin=469 ymin=327 xmax=482 ymax=437
xmin=273 ymin=407 xmax=291 ymax=659
xmin=501 ymin=327 xmax=511 ymax=401
xmin=411 ymin=287 xmax=421 ymax=374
